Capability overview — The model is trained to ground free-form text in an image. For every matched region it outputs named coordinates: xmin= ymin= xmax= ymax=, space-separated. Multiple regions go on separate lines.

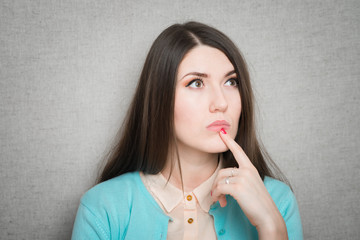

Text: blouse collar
xmin=141 ymin=159 xmax=222 ymax=213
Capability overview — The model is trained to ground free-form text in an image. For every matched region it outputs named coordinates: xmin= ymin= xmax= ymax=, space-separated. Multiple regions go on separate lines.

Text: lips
xmin=206 ymin=120 xmax=230 ymax=132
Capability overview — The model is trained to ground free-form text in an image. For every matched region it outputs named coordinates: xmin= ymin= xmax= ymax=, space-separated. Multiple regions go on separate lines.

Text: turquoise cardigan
xmin=72 ymin=172 xmax=303 ymax=239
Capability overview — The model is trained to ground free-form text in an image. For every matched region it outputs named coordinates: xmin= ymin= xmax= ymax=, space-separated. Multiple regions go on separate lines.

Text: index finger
xmin=219 ymin=129 xmax=253 ymax=168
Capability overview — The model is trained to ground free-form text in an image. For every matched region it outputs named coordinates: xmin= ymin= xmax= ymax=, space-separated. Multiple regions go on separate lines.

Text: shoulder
xmin=72 ymin=172 xmax=144 ymax=239
xmin=264 ymin=176 xmax=303 ymax=239
xmin=84 ymin=172 xmax=140 ymax=196
xmin=264 ymin=177 xmax=292 ymax=199
xmin=263 ymin=176 xmax=294 ymax=212
xmin=80 ymin=172 xmax=142 ymax=212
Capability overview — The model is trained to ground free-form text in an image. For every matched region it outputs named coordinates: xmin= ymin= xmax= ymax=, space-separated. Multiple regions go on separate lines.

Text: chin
xmin=202 ymin=141 xmax=229 ymax=154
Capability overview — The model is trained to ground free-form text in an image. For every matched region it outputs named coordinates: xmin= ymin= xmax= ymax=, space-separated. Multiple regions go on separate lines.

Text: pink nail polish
xmin=220 ymin=128 xmax=227 ymax=134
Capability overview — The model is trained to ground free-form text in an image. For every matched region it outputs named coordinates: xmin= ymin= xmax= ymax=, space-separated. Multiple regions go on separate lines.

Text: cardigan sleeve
xmin=264 ymin=177 xmax=303 ymax=240
xmin=71 ymin=202 xmax=110 ymax=240
xmin=280 ymin=189 xmax=303 ymax=240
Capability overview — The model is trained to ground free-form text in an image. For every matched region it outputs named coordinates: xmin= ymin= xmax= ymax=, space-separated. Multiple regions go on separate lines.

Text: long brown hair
xmin=98 ymin=22 xmax=285 ymax=184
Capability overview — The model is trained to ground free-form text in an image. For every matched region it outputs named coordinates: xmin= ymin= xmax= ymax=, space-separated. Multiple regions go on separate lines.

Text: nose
xmin=209 ymin=87 xmax=228 ymax=113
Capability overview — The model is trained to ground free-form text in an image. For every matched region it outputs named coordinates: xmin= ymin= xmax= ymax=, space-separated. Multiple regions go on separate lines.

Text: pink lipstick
xmin=206 ymin=120 xmax=230 ymax=132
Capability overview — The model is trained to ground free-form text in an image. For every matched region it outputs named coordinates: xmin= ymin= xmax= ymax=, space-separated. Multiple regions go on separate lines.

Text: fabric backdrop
xmin=1 ymin=0 xmax=359 ymax=239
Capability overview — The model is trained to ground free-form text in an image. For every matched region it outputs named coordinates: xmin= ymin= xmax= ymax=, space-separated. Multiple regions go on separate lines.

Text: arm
xmin=71 ymin=202 xmax=110 ymax=240
xmin=277 ymin=187 xmax=303 ymax=240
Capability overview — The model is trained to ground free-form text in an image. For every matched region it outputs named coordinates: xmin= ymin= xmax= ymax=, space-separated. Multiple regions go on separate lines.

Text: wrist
xmin=257 ymin=217 xmax=288 ymax=240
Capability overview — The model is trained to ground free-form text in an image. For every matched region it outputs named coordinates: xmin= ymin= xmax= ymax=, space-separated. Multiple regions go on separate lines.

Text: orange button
xmin=186 ymin=195 xmax=192 ymax=201
xmin=188 ymin=218 xmax=194 ymax=224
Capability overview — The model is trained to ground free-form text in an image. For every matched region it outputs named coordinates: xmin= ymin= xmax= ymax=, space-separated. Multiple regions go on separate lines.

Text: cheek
xmin=228 ymin=92 xmax=242 ymax=134
xmin=233 ymin=100 xmax=242 ymax=121
xmin=174 ymin=99 xmax=199 ymax=129
xmin=174 ymin=92 xmax=206 ymax=136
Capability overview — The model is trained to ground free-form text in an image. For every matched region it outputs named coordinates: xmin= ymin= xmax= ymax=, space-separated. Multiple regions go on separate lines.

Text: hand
xmin=211 ymin=130 xmax=288 ymax=239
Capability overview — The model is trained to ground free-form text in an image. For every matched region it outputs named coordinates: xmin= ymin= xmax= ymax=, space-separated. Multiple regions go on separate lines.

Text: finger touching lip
xmin=206 ymin=120 xmax=230 ymax=132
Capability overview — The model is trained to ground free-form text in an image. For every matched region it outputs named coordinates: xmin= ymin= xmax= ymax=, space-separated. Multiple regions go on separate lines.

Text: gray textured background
xmin=1 ymin=0 xmax=359 ymax=239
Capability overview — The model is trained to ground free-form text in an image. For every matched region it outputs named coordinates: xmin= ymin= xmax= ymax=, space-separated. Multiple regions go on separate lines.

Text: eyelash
xmin=225 ymin=78 xmax=239 ymax=86
xmin=185 ymin=78 xmax=239 ymax=88
xmin=186 ymin=79 xmax=204 ymax=88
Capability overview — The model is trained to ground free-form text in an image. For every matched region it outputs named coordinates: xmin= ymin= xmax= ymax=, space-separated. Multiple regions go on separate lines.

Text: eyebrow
xmin=180 ymin=70 xmax=236 ymax=80
xmin=225 ymin=70 xmax=236 ymax=77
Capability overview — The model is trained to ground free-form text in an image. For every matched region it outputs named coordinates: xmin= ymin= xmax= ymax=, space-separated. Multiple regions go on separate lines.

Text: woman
xmin=72 ymin=22 xmax=303 ymax=239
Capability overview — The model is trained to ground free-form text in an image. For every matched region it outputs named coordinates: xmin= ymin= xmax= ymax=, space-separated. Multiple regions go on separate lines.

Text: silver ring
xmin=225 ymin=177 xmax=230 ymax=184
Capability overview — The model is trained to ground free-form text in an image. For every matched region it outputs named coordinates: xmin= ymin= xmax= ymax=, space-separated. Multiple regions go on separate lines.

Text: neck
xmin=162 ymin=149 xmax=219 ymax=192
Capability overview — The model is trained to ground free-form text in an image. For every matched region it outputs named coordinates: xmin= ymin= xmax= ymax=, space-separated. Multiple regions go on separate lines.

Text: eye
xmin=186 ymin=79 xmax=204 ymax=88
xmin=224 ymin=78 xmax=238 ymax=87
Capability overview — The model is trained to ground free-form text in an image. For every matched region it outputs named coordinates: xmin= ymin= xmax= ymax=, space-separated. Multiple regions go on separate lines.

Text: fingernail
xmin=220 ymin=128 xmax=227 ymax=134
xmin=210 ymin=191 xmax=212 ymax=196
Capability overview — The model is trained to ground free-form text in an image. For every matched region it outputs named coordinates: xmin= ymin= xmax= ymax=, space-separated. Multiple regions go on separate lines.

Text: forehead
xmin=177 ymin=46 xmax=234 ymax=78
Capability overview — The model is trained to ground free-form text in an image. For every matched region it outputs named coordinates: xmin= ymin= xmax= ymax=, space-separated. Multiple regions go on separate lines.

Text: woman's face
xmin=174 ymin=45 xmax=241 ymax=155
